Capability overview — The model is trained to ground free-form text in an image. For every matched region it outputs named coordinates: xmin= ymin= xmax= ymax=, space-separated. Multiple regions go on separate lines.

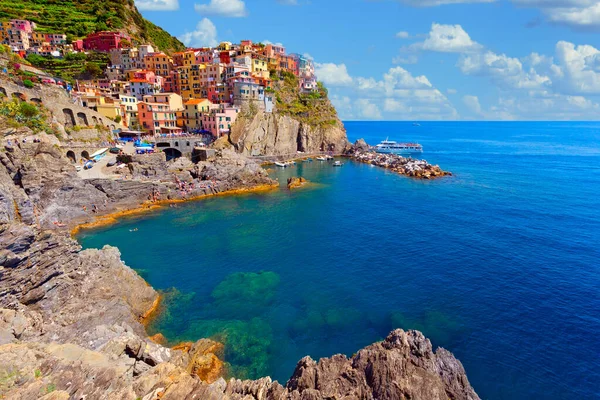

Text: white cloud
xmin=393 ymin=54 xmax=418 ymax=64
xmin=458 ymin=50 xmax=551 ymax=89
xmin=178 ymin=18 xmax=218 ymax=48
xmin=553 ymin=41 xmax=600 ymax=94
xmin=396 ymin=31 xmax=410 ymax=39
xmin=415 ymin=23 xmax=482 ymax=53
xmin=315 ymin=63 xmax=353 ymax=86
xmin=194 ymin=0 xmax=247 ymax=17
xmin=355 ymin=99 xmax=383 ymax=119
xmin=447 ymin=88 xmax=458 ymax=94
xmin=463 ymin=95 xmax=483 ymax=114
xmin=544 ymin=3 xmax=600 ymax=28
xmin=136 ymin=0 xmax=179 ymax=11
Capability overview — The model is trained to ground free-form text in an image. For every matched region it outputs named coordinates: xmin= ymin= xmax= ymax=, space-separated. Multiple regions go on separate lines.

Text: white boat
xmin=375 ymin=139 xmax=423 ymax=154
xmin=333 ymin=161 xmax=343 ymax=167
xmin=275 ymin=162 xmax=287 ymax=167
xmin=316 ymin=156 xmax=326 ymax=161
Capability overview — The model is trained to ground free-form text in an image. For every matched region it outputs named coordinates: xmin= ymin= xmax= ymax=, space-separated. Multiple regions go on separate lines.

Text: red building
xmin=83 ymin=31 xmax=130 ymax=53
xmin=219 ymin=51 xmax=231 ymax=65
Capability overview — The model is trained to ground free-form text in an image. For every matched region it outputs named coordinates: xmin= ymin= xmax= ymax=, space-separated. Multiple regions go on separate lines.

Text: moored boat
xmin=333 ymin=161 xmax=343 ymax=167
xmin=316 ymin=156 xmax=326 ymax=161
xmin=375 ymin=139 xmax=423 ymax=155
xmin=275 ymin=162 xmax=287 ymax=167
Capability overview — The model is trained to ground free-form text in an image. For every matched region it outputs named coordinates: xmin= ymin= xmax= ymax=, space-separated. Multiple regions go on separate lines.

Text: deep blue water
xmin=77 ymin=121 xmax=600 ymax=399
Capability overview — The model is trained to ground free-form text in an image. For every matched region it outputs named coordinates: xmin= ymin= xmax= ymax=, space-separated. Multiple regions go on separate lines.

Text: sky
xmin=135 ymin=0 xmax=600 ymax=121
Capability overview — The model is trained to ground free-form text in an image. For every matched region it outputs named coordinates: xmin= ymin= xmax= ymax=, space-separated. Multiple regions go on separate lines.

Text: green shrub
xmin=23 ymin=79 xmax=34 ymax=89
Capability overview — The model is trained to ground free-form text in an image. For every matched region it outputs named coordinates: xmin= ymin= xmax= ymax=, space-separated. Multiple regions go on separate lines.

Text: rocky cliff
xmin=229 ymin=112 xmax=350 ymax=157
xmin=0 ymin=126 xmax=478 ymax=399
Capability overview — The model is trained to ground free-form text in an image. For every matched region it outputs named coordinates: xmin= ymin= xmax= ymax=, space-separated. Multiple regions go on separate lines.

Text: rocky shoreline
xmin=0 ymin=131 xmax=478 ymax=399
xmin=347 ymin=139 xmax=452 ymax=179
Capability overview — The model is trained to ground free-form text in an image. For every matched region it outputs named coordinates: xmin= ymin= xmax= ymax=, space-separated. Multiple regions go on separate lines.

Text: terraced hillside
xmin=0 ymin=0 xmax=185 ymax=54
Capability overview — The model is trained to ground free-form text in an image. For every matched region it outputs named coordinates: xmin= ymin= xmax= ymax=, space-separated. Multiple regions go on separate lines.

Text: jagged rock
xmin=187 ymin=339 xmax=225 ymax=383
xmin=287 ymin=177 xmax=308 ymax=189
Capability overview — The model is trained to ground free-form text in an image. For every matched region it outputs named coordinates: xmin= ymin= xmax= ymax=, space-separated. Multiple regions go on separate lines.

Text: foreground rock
xmin=347 ymin=140 xmax=452 ymax=179
xmin=0 ymin=329 xmax=478 ymax=399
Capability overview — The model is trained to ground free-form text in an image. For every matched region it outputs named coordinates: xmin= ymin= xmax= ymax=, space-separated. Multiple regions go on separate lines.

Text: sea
xmin=77 ymin=121 xmax=600 ymax=400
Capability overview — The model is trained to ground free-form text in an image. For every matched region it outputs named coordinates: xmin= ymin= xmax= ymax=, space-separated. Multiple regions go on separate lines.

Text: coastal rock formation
xmin=229 ymin=112 xmax=350 ymax=157
xmin=0 ymin=129 xmax=476 ymax=398
xmin=287 ymin=177 xmax=308 ymax=189
xmin=347 ymin=145 xmax=452 ymax=179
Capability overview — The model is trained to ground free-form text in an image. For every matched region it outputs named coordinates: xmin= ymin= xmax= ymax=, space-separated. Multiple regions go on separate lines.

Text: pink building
xmin=72 ymin=40 xmax=84 ymax=52
xmin=138 ymin=102 xmax=180 ymax=136
xmin=201 ymin=105 xmax=239 ymax=138
xmin=10 ymin=20 xmax=34 ymax=33
xmin=133 ymin=70 xmax=156 ymax=82
xmin=194 ymin=48 xmax=214 ymax=64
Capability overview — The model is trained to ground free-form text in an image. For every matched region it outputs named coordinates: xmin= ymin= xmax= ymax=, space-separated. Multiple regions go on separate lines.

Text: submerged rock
xmin=287 ymin=176 xmax=308 ymax=189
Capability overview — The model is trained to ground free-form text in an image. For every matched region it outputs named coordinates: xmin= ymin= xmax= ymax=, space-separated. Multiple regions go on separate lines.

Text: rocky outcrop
xmin=0 ymin=131 xmax=477 ymax=399
xmin=229 ymin=112 xmax=350 ymax=157
xmin=287 ymin=177 xmax=308 ymax=189
xmin=0 ymin=329 xmax=479 ymax=399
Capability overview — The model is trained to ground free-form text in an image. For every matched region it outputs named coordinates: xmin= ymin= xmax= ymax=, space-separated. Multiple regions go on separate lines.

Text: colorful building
xmin=142 ymin=93 xmax=184 ymax=112
xmin=129 ymin=78 xmax=162 ymax=101
xmin=178 ymin=98 xmax=213 ymax=130
xmin=202 ymin=105 xmax=239 ymax=138
xmin=138 ymin=102 xmax=180 ymax=136
xmin=83 ymin=31 xmax=130 ymax=53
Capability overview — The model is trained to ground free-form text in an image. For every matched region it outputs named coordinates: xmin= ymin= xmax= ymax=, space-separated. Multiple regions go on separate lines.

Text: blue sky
xmin=136 ymin=0 xmax=600 ymax=120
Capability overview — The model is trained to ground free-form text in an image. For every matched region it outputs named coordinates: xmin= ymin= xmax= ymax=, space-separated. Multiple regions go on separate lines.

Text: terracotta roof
xmin=185 ymin=98 xmax=209 ymax=105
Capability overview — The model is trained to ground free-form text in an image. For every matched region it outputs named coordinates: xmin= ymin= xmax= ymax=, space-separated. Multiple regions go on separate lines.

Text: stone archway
xmin=110 ymin=124 xmax=116 ymax=131
xmin=0 ymin=87 xmax=6 ymax=97
xmin=77 ymin=112 xmax=89 ymax=126
xmin=91 ymin=116 xmax=98 ymax=125
xmin=63 ymin=108 xmax=76 ymax=128
xmin=164 ymin=148 xmax=182 ymax=161
xmin=81 ymin=150 xmax=90 ymax=160
xmin=66 ymin=150 xmax=76 ymax=163
xmin=12 ymin=92 xmax=26 ymax=101
xmin=30 ymin=98 xmax=42 ymax=105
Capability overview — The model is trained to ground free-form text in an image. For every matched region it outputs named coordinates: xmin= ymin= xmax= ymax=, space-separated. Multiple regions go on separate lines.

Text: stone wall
xmin=0 ymin=78 xmax=120 ymax=132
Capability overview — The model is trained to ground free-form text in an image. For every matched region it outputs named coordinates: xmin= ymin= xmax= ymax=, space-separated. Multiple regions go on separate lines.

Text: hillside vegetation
xmin=0 ymin=0 xmax=185 ymax=54
xmin=270 ymin=71 xmax=340 ymax=128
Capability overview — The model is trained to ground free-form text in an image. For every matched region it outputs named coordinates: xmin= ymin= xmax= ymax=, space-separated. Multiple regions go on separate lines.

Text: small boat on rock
xmin=316 ymin=156 xmax=326 ymax=161
xmin=275 ymin=162 xmax=287 ymax=168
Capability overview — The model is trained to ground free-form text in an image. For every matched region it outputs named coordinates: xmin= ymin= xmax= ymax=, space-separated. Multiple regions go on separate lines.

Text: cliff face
xmin=229 ymin=112 xmax=350 ymax=157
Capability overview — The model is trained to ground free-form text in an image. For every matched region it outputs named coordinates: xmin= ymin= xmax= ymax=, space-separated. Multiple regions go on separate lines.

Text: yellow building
xmin=142 ymin=93 xmax=184 ymax=112
xmin=176 ymin=64 xmax=205 ymax=99
xmin=252 ymin=58 xmax=270 ymax=79
xmin=173 ymin=50 xmax=196 ymax=67
xmin=217 ymin=42 xmax=232 ymax=51
xmin=145 ymin=52 xmax=173 ymax=77
xmin=178 ymin=98 xmax=213 ymax=130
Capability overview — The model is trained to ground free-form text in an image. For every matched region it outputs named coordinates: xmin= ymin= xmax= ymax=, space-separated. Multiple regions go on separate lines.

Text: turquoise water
xmin=77 ymin=121 xmax=600 ymax=399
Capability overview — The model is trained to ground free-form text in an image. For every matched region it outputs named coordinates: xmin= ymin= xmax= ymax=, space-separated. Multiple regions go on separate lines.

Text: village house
xmin=83 ymin=31 xmax=130 ymax=53
xmin=138 ymin=101 xmax=181 ymax=136
xmin=177 ymin=98 xmax=213 ymax=131
xmin=202 ymin=104 xmax=239 ymax=138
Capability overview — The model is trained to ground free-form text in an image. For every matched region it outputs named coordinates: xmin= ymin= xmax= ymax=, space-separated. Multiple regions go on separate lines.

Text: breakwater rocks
xmin=347 ymin=139 xmax=452 ymax=179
